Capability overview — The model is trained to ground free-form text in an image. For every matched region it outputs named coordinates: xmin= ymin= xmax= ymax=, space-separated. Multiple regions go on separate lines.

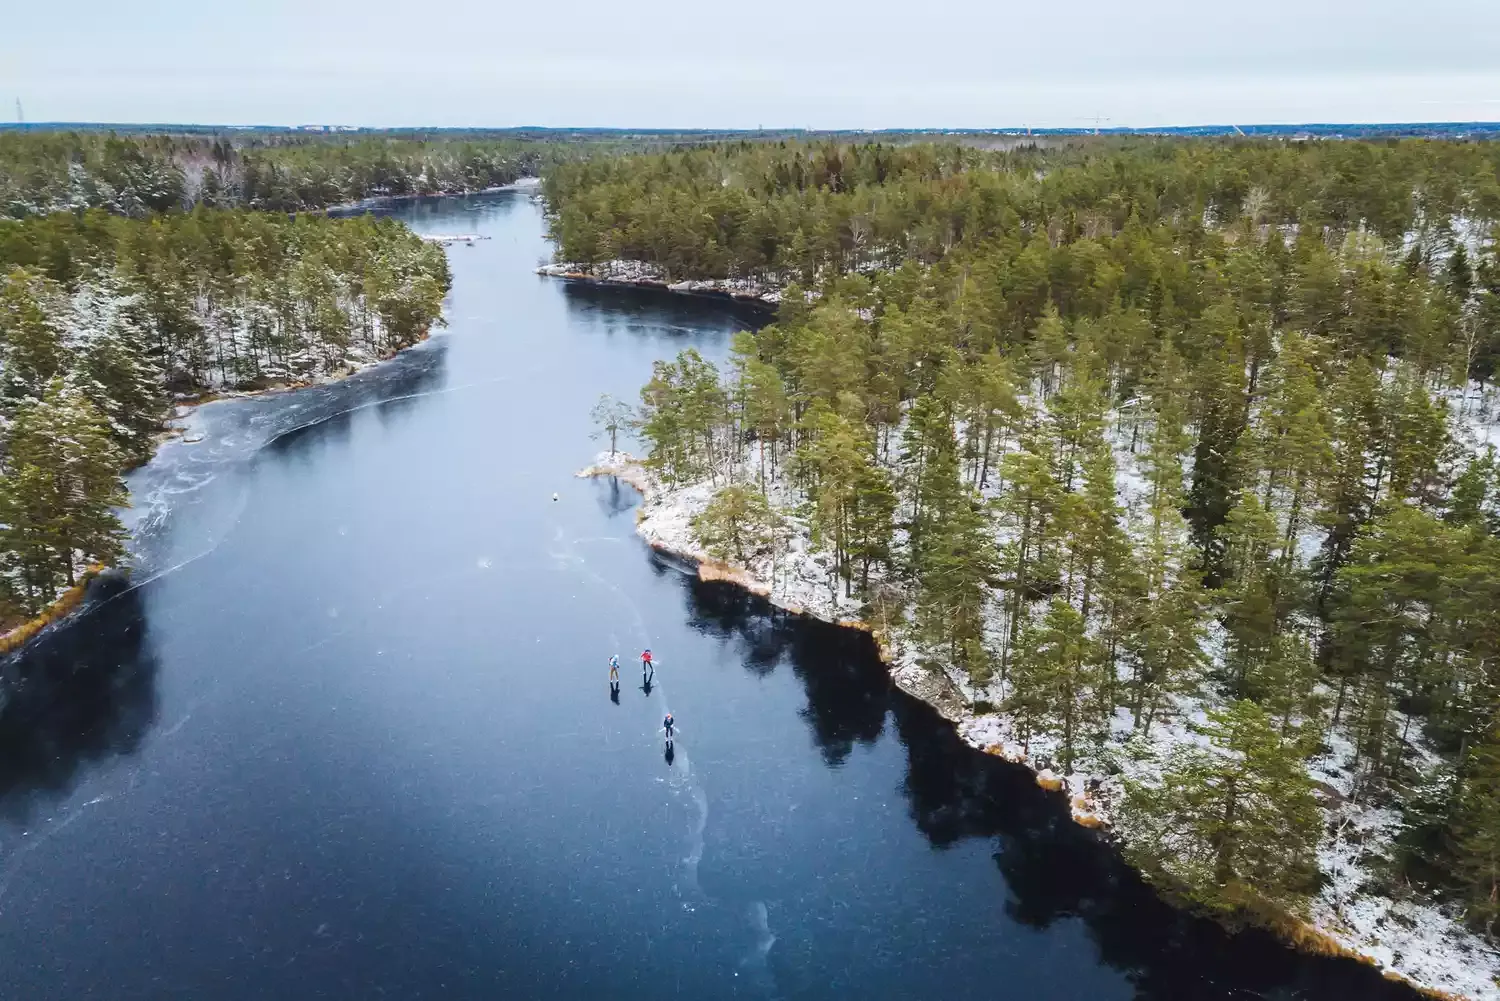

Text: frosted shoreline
xmin=324 ymin=178 xmax=539 ymax=217
xmin=3 ymin=323 xmax=443 ymax=654
xmin=580 ymin=448 xmax=1500 ymax=1001
xmin=537 ymin=259 xmax=783 ymax=306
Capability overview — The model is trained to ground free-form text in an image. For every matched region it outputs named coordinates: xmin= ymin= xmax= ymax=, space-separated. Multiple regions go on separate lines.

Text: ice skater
xmin=608 ymin=654 xmax=620 ymax=693
xmin=640 ymin=648 xmax=654 ymax=683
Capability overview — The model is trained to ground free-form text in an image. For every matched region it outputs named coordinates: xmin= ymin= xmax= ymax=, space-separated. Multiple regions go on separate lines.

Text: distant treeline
xmin=544 ymin=139 xmax=1500 ymax=283
xmin=0 ymin=132 xmax=554 ymax=217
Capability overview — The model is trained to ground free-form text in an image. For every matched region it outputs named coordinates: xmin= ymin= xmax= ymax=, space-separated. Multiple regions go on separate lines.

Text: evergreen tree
xmin=1447 ymin=447 xmax=1500 ymax=537
xmin=1122 ymin=700 xmax=1321 ymax=914
xmin=1330 ymin=506 xmax=1466 ymax=786
xmin=996 ymin=426 xmax=1063 ymax=678
xmin=0 ymin=267 xmax=68 ymax=404
xmin=1314 ymin=358 xmax=1382 ymax=613
xmin=797 ymin=405 xmax=870 ymax=593
xmin=1125 ymin=561 xmax=1209 ymax=736
xmin=900 ymin=393 xmax=959 ymax=564
xmin=1127 ymin=344 xmax=1209 ymax=731
xmin=1186 ymin=301 xmax=1248 ymax=579
xmin=74 ymin=316 xmax=164 ymax=464
xmin=637 ymin=349 xmax=724 ymax=486
xmin=742 ymin=356 xmax=791 ymax=489
xmin=1029 ymin=302 xmax=1070 ymax=399
xmin=691 ymin=485 xmax=782 ymax=564
xmin=1141 ymin=335 xmax=1190 ymax=502
xmin=848 ymin=462 xmax=897 ymax=594
xmin=1376 ymin=367 xmax=1451 ymax=508
xmin=1245 ymin=631 xmax=1325 ymax=741
xmin=1245 ymin=330 xmax=1331 ymax=553
xmin=905 ymin=403 xmax=997 ymax=677
xmin=1453 ymin=717 xmax=1500 ymax=937
xmin=1007 ymin=598 xmax=1103 ymax=772
xmin=1217 ymin=489 xmax=1284 ymax=693
xmin=913 ymin=488 xmax=997 ymax=681
xmin=0 ymin=379 xmax=126 ymax=611
xmin=589 ymin=393 xmax=633 ymax=458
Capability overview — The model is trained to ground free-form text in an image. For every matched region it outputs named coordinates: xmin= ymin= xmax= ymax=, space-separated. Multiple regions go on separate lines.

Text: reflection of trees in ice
xmin=0 ymin=573 xmax=158 ymax=824
xmin=673 ymin=574 xmax=1416 ymax=1001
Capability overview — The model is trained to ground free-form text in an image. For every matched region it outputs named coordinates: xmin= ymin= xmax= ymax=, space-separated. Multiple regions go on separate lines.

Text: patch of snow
xmin=1447 ymin=380 xmax=1500 ymax=456
xmin=418 ymin=233 xmax=489 ymax=244
xmin=539 ymin=261 xmax=783 ymax=306
xmin=1313 ymin=775 xmax=1500 ymax=1000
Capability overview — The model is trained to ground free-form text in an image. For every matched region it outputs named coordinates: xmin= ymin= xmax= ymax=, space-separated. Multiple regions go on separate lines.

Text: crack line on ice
xmin=550 ymin=521 xmax=779 ymax=995
xmin=59 ymin=367 xmax=555 ymax=641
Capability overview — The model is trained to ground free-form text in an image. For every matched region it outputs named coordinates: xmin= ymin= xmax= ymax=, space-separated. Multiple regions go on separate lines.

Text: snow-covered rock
xmin=539 ymin=260 xmax=784 ymax=305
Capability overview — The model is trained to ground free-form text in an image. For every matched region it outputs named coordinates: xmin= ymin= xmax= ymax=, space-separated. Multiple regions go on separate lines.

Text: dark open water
xmin=0 ymin=191 xmax=1414 ymax=1001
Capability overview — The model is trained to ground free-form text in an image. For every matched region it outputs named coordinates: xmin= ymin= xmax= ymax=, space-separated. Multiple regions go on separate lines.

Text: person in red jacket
xmin=640 ymin=648 xmax=654 ymax=682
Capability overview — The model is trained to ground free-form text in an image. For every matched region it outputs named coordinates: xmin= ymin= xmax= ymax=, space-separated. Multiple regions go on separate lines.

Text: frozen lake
xmin=0 ymin=191 xmax=1416 ymax=1001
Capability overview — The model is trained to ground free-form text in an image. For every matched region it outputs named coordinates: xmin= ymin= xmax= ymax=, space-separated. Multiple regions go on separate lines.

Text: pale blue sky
xmin=5 ymin=0 xmax=1500 ymax=128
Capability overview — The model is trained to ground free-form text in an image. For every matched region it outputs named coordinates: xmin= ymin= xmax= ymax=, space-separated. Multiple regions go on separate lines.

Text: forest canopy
xmin=0 ymin=131 xmax=550 ymax=217
xmin=545 ymin=138 xmax=1500 ymax=294
xmin=561 ymin=137 xmax=1500 ymax=943
xmin=0 ymin=206 xmax=450 ymax=623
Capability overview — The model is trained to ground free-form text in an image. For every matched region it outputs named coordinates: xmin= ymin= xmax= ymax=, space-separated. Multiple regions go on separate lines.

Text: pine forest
xmin=555 ymin=139 xmax=1500 ymax=962
xmin=1 ymin=131 xmax=546 ymax=217
xmin=0 ymin=205 xmax=450 ymax=624
xmin=7 ymin=130 xmax=1500 ymax=992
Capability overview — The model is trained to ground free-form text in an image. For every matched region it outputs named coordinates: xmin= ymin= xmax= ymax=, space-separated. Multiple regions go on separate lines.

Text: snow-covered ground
xmin=580 ymin=444 xmax=1500 ymax=1001
xmin=1449 ymin=381 xmax=1500 ymax=456
xmin=538 ymin=260 xmax=786 ymax=305
xmin=1308 ymin=726 xmax=1500 ymax=1000
xmin=419 ymin=233 xmax=489 ymax=245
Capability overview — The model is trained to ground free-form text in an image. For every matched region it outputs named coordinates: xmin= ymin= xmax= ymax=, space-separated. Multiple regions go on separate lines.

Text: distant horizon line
xmin=3 ymin=121 xmax=1500 ymax=138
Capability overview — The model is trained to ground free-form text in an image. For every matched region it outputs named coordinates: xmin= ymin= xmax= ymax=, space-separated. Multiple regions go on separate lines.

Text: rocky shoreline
xmin=579 ymin=449 xmax=1499 ymax=1001
xmin=537 ymin=259 xmax=783 ymax=306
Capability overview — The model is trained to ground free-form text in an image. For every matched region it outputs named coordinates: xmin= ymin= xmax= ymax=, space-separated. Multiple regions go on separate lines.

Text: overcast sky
xmin=5 ymin=0 xmax=1500 ymax=129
